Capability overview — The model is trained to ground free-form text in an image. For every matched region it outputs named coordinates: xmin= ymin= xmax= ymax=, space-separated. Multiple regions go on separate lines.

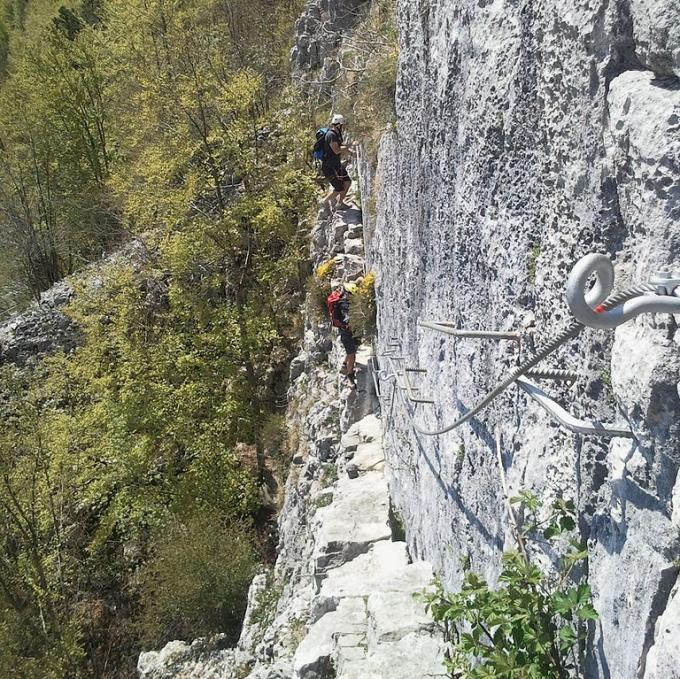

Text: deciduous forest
xmin=0 ymin=0 xmax=317 ymax=675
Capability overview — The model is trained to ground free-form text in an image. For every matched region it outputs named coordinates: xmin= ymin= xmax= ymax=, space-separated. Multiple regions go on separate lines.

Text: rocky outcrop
xmin=0 ymin=281 xmax=78 ymax=366
xmin=364 ymin=1 xmax=680 ymax=677
xmin=138 ymin=182 xmax=446 ymax=678
xmin=0 ymin=239 xmax=155 ymax=367
xmin=291 ymin=0 xmax=371 ymax=96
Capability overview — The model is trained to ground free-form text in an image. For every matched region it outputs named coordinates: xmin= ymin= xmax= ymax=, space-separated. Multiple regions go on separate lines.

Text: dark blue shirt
xmin=322 ymin=128 xmax=342 ymax=170
xmin=332 ymin=291 xmax=351 ymax=328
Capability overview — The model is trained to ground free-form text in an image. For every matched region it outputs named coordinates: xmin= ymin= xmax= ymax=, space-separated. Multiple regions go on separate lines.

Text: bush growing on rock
xmin=306 ymin=272 xmax=334 ymax=323
xmin=421 ymin=492 xmax=597 ymax=678
xmin=350 ymin=270 xmax=377 ymax=340
xmin=137 ymin=514 xmax=258 ymax=645
xmin=340 ymin=0 xmax=398 ymax=161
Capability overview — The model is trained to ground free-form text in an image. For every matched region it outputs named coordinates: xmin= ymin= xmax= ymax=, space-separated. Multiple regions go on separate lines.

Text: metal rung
xmin=419 ymin=321 xmax=521 ymax=341
xmin=401 ymin=369 xmax=435 ymax=405
xmin=516 ymin=377 xmax=633 ymax=438
xmin=407 ymin=395 xmax=436 ymax=404
xmin=405 ymin=367 xmax=427 ymax=373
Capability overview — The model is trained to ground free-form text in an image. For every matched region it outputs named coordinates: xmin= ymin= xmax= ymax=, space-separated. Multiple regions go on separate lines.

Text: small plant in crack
xmin=528 ymin=243 xmax=541 ymax=285
xmin=320 ymin=462 xmax=338 ymax=488
xmin=418 ymin=491 xmax=597 ymax=678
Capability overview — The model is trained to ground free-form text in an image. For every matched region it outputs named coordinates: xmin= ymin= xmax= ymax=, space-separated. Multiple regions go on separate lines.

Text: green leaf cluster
xmin=420 ymin=492 xmax=598 ymax=678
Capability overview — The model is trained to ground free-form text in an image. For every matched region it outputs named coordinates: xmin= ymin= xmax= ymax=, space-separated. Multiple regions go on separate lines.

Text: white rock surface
xmin=293 ymin=598 xmax=367 ymax=679
xmin=364 ymin=0 xmax=680 ymax=677
xmin=339 ymin=633 xmax=449 ymax=679
xmin=138 ymin=638 xmax=238 ymax=679
xmin=316 ymin=541 xmax=432 ymax=607
xmin=312 ymin=470 xmax=390 ymax=572
xmin=630 ymin=0 xmax=680 ymax=77
xmin=643 ymin=585 xmax=680 ymax=679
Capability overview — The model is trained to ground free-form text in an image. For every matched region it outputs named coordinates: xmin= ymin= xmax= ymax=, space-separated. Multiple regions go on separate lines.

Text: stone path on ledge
xmin=291 ymin=404 xmax=447 ymax=679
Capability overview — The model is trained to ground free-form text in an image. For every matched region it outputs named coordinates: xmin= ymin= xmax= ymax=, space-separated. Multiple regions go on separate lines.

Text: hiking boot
xmin=347 ymin=371 xmax=357 ymax=386
xmin=336 ymin=201 xmax=352 ymax=211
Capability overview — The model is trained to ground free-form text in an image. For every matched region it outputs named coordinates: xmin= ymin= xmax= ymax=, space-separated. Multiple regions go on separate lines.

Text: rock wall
xmin=365 ymin=1 xmax=680 ymax=677
xmin=0 ymin=281 xmax=78 ymax=366
xmin=291 ymin=0 xmax=372 ymax=98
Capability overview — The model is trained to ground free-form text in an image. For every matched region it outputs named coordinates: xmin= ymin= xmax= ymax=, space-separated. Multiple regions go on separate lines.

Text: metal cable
xmin=385 ymin=283 xmax=651 ymax=437
xmin=525 ymin=369 xmax=579 ymax=382
xmin=566 ymin=255 xmax=679 ymax=328
xmin=417 ymin=321 xmax=520 ymax=341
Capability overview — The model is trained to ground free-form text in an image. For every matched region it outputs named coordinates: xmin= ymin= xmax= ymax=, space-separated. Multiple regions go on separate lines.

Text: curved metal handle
xmin=516 ymin=377 xmax=633 ymax=438
xmin=566 ymin=254 xmax=680 ymax=329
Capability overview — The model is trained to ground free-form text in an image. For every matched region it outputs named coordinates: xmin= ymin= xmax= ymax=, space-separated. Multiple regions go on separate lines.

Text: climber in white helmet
xmin=322 ymin=114 xmax=355 ymax=210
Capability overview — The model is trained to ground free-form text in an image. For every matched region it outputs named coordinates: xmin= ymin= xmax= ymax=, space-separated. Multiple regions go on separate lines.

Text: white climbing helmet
xmin=331 ymin=113 xmax=345 ymax=126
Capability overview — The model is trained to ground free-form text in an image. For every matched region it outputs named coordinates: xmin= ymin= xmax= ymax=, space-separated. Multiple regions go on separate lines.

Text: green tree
xmin=0 ymin=366 xmax=85 ymax=677
xmin=0 ymin=15 xmax=9 ymax=76
xmin=137 ymin=514 xmax=258 ymax=645
xmin=0 ymin=14 xmax=119 ymax=300
xmin=0 ymin=0 xmax=316 ymax=674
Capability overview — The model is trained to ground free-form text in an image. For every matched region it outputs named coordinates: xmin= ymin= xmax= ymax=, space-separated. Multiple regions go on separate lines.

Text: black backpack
xmin=312 ymin=127 xmax=329 ymax=161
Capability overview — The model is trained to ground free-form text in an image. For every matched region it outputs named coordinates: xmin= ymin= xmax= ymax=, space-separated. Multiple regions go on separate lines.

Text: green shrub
xmin=0 ymin=0 xmax=316 ymax=676
xmin=420 ymin=492 xmax=597 ymax=678
xmin=137 ymin=514 xmax=258 ymax=646
xmin=351 ymin=271 xmax=377 ymax=340
xmin=261 ymin=413 xmax=289 ymax=457
xmin=316 ymin=259 xmax=336 ymax=280
xmin=320 ymin=462 xmax=338 ymax=488
xmin=0 ymin=17 xmax=8 ymax=77
xmin=312 ymin=492 xmax=333 ymax=509
xmin=306 ymin=273 xmax=333 ymax=323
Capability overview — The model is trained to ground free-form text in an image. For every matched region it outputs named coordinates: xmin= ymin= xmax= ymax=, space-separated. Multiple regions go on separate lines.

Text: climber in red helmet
xmin=327 ymin=281 xmax=359 ymax=387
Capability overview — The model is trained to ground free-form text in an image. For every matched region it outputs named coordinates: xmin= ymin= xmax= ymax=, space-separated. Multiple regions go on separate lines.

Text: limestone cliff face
xmin=365 ymin=1 xmax=680 ymax=677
